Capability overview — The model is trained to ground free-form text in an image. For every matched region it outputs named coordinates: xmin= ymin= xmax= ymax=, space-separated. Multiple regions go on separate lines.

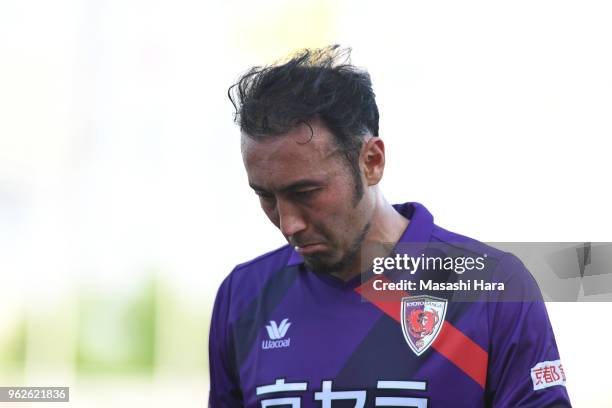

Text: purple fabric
xmin=208 ymin=202 xmax=572 ymax=407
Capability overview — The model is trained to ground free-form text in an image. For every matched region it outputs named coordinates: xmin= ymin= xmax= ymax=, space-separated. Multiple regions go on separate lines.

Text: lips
xmin=294 ymin=243 xmax=326 ymax=255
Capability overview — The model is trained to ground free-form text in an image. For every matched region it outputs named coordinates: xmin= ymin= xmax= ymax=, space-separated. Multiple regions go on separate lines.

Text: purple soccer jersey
xmin=208 ymin=202 xmax=572 ymax=407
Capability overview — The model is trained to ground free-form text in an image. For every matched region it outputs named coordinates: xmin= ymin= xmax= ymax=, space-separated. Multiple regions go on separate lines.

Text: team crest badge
xmin=401 ymin=295 xmax=447 ymax=356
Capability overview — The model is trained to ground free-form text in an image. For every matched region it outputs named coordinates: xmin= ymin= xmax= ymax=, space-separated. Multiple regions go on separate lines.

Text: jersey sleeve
xmin=208 ymin=272 xmax=243 ymax=407
xmin=486 ymin=254 xmax=572 ymax=408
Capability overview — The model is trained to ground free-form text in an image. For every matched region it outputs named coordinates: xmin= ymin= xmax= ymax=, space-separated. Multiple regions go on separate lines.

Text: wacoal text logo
xmin=262 ymin=318 xmax=291 ymax=350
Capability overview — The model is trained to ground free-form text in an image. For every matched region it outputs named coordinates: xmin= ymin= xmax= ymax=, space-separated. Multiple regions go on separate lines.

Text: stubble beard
xmin=302 ymin=158 xmax=369 ymax=277
xmin=303 ymin=221 xmax=371 ymax=276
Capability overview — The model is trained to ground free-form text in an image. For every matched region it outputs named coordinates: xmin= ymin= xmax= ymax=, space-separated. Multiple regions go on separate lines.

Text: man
xmin=209 ymin=46 xmax=571 ymax=407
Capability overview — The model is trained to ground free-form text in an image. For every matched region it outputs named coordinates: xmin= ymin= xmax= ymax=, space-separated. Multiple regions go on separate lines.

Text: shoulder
xmin=430 ymin=224 xmax=539 ymax=289
xmin=430 ymin=224 xmax=506 ymax=262
xmin=231 ymin=244 xmax=294 ymax=281
xmin=213 ymin=244 xmax=297 ymax=322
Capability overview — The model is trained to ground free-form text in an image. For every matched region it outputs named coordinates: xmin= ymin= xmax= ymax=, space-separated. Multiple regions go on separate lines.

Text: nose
xmin=276 ymin=199 xmax=307 ymax=238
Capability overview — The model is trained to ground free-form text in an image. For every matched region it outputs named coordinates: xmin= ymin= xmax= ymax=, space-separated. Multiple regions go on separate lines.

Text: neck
xmin=365 ymin=194 xmax=410 ymax=244
xmin=331 ymin=192 xmax=410 ymax=281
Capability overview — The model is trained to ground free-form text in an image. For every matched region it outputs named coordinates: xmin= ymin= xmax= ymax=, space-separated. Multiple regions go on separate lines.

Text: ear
xmin=361 ymin=137 xmax=385 ymax=186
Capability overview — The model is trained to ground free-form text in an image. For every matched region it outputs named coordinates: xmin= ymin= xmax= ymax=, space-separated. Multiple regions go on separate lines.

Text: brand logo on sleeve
xmin=401 ymin=295 xmax=447 ymax=356
xmin=530 ymin=360 xmax=566 ymax=390
xmin=262 ymin=318 xmax=291 ymax=350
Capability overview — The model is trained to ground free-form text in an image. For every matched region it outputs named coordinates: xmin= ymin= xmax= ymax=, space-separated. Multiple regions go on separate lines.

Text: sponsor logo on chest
xmin=262 ymin=318 xmax=291 ymax=350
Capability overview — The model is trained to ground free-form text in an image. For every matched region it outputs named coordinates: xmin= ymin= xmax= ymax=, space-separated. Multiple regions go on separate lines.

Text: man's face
xmin=241 ymin=121 xmax=372 ymax=274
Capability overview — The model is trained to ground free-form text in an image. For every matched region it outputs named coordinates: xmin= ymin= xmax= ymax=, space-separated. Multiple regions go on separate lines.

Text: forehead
xmin=241 ymin=122 xmax=344 ymax=187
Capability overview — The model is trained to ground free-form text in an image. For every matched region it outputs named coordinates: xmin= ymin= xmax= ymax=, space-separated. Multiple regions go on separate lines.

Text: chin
xmin=304 ymin=252 xmax=354 ymax=275
xmin=303 ymin=254 xmax=337 ymax=274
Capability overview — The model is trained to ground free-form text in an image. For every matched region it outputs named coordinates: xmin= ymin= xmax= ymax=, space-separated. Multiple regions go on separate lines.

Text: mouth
xmin=293 ymin=243 xmax=326 ymax=256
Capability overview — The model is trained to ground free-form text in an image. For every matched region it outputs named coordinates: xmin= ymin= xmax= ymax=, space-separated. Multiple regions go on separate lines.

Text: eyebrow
xmin=249 ymin=178 xmax=326 ymax=194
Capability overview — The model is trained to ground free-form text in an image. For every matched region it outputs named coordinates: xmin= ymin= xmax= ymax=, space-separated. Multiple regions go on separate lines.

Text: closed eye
xmin=291 ymin=188 xmax=320 ymax=200
xmin=254 ymin=190 xmax=275 ymax=200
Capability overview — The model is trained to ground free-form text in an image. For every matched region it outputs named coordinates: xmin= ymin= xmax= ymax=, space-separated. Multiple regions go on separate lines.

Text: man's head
xmin=229 ymin=46 xmax=385 ymax=275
